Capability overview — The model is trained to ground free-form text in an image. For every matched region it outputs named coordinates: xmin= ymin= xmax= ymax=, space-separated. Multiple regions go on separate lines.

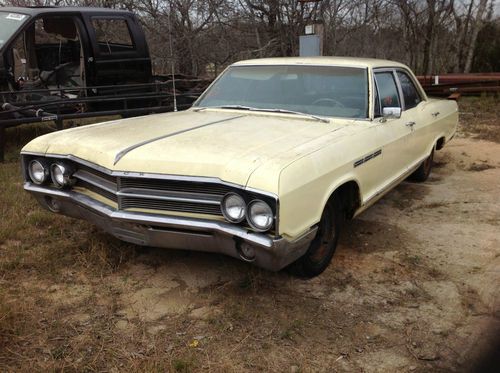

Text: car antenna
xmin=168 ymin=11 xmax=178 ymax=112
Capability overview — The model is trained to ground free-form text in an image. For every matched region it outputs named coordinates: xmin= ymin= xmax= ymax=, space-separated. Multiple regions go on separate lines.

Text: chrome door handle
xmin=405 ymin=121 xmax=416 ymax=127
xmin=432 ymin=111 xmax=440 ymax=117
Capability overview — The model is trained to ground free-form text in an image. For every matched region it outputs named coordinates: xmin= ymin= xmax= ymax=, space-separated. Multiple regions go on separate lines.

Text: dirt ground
xmin=0 ymin=98 xmax=499 ymax=372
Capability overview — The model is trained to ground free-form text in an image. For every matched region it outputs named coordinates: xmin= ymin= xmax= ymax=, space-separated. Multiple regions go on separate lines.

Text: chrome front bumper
xmin=24 ymin=183 xmax=317 ymax=271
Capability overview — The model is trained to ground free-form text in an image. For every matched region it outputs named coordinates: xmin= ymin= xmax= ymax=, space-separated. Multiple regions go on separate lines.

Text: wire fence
xmin=0 ymin=78 xmax=211 ymax=161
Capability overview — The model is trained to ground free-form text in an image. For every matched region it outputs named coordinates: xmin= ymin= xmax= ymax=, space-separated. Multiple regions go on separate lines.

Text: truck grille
xmin=72 ymin=163 xmax=233 ymax=217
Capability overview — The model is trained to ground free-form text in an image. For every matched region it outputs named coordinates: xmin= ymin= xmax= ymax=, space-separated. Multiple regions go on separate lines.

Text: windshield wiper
xmin=193 ymin=105 xmax=255 ymax=112
xmin=194 ymin=105 xmax=329 ymax=123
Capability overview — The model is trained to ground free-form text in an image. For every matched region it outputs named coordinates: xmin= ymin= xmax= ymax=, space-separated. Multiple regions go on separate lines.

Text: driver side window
xmin=374 ymin=72 xmax=400 ymax=111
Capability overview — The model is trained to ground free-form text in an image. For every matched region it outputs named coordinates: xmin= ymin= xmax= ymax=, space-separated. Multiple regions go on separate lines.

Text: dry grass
xmin=458 ymin=95 xmax=500 ymax=143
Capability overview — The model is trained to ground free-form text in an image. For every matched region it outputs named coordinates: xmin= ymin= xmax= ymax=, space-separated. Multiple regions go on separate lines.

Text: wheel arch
xmin=436 ymin=136 xmax=446 ymax=150
xmin=324 ymin=178 xmax=362 ymax=221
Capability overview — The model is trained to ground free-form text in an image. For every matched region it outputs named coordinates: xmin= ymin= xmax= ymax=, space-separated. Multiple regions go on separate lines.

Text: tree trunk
xmin=423 ymin=0 xmax=436 ymax=75
xmin=464 ymin=0 xmax=489 ymax=73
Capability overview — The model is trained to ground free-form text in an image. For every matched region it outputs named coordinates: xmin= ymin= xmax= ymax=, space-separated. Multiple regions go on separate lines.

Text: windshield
xmin=196 ymin=65 xmax=369 ymax=119
xmin=0 ymin=11 xmax=29 ymax=50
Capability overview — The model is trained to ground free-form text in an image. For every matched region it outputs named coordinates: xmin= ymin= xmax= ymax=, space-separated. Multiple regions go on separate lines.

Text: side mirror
xmin=382 ymin=107 xmax=402 ymax=119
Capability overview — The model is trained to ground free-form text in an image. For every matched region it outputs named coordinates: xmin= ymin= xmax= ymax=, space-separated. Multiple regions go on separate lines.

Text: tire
xmin=409 ymin=147 xmax=434 ymax=182
xmin=288 ymin=198 xmax=342 ymax=278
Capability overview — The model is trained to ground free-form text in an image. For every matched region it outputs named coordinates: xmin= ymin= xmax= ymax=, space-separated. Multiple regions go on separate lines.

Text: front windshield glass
xmin=0 ymin=11 xmax=29 ymax=50
xmin=196 ymin=65 xmax=369 ymax=119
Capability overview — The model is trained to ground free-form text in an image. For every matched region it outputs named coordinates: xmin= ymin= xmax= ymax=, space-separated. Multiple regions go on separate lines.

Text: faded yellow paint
xmin=22 ymin=57 xmax=458 ymax=240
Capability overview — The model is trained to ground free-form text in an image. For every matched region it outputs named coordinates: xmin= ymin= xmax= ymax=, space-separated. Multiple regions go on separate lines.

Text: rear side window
xmin=92 ymin=18 xmax=134 ymax=54
xmin=397 ymin=71 xmax=421 ymax=109
xmin=374 ymin=72 xmax=400 ymax=110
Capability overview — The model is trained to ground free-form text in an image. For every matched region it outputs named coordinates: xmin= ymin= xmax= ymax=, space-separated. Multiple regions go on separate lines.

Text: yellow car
xmin=21 ymin=57 xmax=458 ymax=277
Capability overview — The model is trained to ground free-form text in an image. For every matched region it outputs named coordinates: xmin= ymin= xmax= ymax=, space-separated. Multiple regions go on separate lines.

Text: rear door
xmin=83 ymin=13 xmax=151 ymax=87
xmin=394 ymin=69 xmax=431 ymax=165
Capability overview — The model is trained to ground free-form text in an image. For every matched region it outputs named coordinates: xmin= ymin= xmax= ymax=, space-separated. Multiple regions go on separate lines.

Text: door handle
xmin=405 ymin=121 xmax=416 ymax=127
xmin=432 ymin=111 xmax=440 ymax=117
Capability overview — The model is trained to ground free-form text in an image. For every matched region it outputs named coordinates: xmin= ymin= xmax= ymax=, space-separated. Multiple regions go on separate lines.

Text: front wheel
xmin=288 ymin=199 xmax=342 ymax=278
xmin=409 ymin=148 xmax=434 ymax=182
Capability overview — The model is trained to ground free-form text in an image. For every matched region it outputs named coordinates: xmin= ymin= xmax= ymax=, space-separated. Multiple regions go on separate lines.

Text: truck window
xmin=0 ymin=11 xmax=29 ymax=50
xmin=6 ymin=16 xmax=84 ymax=90
xmin=92 ymin=18 xmax=134 ymax=54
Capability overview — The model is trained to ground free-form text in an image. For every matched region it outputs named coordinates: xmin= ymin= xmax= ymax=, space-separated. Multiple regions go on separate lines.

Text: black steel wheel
xmin=288 ymin=199 xmax=342 ymax=278
xmin=409 ymin=148 xmax=434 ymax=182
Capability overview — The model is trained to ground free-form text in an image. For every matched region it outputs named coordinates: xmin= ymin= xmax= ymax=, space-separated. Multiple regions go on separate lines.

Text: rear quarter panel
xmin=415 ymin=98 xmax=458 ymax=164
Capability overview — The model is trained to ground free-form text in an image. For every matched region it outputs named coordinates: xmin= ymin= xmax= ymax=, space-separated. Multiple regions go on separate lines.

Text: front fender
xmin=277 ymin=150 xmax=362 ymax=239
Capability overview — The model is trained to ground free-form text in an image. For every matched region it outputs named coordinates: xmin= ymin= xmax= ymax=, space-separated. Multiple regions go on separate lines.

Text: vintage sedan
xmin=21 ymin=57 xmax=458 ymax=277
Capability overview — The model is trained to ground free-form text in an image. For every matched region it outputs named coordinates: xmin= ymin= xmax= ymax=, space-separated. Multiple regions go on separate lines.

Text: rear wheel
xmin=288 ymin=199 xmax=342 ymax=278
xmin=409 ymin=148 xmax=434 ymax=182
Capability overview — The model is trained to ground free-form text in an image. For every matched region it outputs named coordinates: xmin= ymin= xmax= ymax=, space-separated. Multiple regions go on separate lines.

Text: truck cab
xmin=0 ymin=6 xmax=152 ymax=94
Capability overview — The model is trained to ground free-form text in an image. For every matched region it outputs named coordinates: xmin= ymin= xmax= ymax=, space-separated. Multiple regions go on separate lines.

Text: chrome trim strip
xmin=113 ymin=115 xmax=245 ymax=165
xmin=73 ymin=170 xmax=117 ymax=194
xmin=353 ymin=148 xmax=382 ymax=168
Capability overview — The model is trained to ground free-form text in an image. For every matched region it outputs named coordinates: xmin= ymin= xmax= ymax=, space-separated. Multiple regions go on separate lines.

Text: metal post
xmin=55 ymin=119 xmax=63 ymax=131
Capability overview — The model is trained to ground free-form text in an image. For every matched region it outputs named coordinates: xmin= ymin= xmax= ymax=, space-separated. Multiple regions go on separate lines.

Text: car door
xmin=394 ymin=70 xmax=431 ymax=166
xmin=369 ymin=69 xmax=415 ymax=191
xmin=83 ymin=14 xmax=151 ymax=87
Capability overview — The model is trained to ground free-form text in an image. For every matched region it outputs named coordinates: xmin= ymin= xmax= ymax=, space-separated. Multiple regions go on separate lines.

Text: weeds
xmin=459 ymin=95 xmax=500 ymax=143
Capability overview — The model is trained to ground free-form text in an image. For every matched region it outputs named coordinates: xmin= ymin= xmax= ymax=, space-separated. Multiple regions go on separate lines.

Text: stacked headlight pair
xmin=221 ymin=192 xmax=274 ymax=232
xmin=28 ymin=159 xmax=74 ymax=188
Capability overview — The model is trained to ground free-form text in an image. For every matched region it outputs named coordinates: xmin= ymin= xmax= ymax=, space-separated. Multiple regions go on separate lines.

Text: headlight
xmin=50 ymin=163 xmax=74 ymax=188
xmin=247 ymin=200 xmax=273 ymax=232
xmin=28 ymin=159 xmax=49 ymax=184
xmin=221 ymin=192 xmax=246 ymax=223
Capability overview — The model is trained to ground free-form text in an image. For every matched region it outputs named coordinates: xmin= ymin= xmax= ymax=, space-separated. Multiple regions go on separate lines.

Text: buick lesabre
xmin=21 ymin=57 xmax=458 ymax=277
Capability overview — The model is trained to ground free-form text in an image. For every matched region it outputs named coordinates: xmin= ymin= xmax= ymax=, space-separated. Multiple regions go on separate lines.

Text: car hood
xmin=23 ymin=109 xmax=356 ymax=190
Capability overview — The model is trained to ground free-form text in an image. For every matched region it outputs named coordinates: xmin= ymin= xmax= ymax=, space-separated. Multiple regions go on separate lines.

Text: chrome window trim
xmin=394 ymin=69 xmax=424 ymax=110
xmin=193 ymin=64 xmax=371 ymax=121
xmin=374 ymin=67 xmax=426 ymax=111
xmin=373 ymin=68 xmax=403 ymax=111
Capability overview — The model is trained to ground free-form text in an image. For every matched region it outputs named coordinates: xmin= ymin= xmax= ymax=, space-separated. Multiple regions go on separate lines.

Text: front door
xmin=370 ymin=70 xmax=415 ymax=191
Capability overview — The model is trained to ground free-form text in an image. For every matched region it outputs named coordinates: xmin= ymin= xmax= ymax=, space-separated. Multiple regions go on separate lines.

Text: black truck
xmin=0 ymin=6 xmax=154 ymax=91
xmin=0 ymin=6 xmax=210 ymax=160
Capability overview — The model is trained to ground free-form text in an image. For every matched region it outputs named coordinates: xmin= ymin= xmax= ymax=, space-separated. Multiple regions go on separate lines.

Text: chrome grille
xmin=72 ymin=163 xmax=228 ymax=216
xmin=120 ymin=178 xmax=232 ymax=196
xmin=120 ymin=197 xmax=223 ymax=215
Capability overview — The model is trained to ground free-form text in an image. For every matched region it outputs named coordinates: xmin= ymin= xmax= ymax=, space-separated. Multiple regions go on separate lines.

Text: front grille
xmin=120 ymin=178 xmax=232 ymax=196
xmin=72 ymin=163 xmax=228 ymax=216
xmin=121 ymin=197 xmax=223 ymax=215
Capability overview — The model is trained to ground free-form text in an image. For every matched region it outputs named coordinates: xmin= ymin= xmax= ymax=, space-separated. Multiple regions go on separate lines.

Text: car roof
xmin=232 ymin=56 xmax=409 ymax=69
xmin=0 ymin=6 xmax=134 ymax=17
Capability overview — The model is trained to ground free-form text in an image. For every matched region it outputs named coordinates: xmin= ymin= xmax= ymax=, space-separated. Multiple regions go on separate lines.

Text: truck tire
xmin=288 ymin=198 xmax=342 ymax=278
